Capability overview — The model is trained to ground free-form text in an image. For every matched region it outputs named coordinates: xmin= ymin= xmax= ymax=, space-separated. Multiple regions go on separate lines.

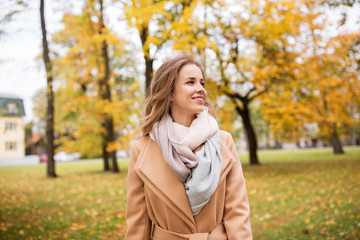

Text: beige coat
xmin=125 ymin=130 xmax=252 ymax=240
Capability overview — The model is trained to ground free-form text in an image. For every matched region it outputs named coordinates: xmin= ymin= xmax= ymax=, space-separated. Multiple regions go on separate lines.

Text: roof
xmin=0 ymin=93 xmax=25 ymax=117
xmin=0 ymin=92 xmax=21 ymax=99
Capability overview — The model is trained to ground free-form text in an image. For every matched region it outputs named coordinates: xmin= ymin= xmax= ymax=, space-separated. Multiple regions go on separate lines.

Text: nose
xmin=196 ymin=82 xmax=205 ymax=93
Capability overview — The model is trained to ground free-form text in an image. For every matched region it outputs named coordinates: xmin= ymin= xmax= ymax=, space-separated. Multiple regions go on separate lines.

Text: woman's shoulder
xmin=220 ymin=130 xmax=234 ymax=142
xmin=129 ymin=136 xmax=152 ymax=160
xmin=131 ymin=136 xmax=151 ymax=149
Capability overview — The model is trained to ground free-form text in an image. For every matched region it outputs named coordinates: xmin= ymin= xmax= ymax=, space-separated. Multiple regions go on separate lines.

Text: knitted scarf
xmin=150 ymin=108 xmax=223 ymax=215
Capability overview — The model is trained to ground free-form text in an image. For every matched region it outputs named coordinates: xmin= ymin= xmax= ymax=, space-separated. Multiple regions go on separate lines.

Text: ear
xmin=169 ymin=94 xmax=174 ymax=102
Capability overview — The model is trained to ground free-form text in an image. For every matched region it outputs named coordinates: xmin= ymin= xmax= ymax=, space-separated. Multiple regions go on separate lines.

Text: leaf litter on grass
xmin=0 ymin=161 xmax=129 ymax=240
xmin=0 ymin=149 xmax=359 ymax=240
xmin=245 ymin=158 xmax=360 ymax=240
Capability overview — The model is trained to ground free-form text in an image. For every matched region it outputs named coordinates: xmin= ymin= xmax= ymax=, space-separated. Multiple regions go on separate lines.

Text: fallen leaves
xmin=0 ymin=161 xmax=129 ymax=239
xmin=245 ymin=156 xmax=360 ymax=240
xmin=0 ymin=150 xmax=359 ymax=240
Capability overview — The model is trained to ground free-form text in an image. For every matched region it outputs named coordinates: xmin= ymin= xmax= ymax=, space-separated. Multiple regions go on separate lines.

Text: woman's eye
xmin=187 ymin=81 xmax=194 ymax=84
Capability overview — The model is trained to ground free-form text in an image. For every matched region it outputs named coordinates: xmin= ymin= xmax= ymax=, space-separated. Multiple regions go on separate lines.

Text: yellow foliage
xmin=48 ymin=0 xmax=143 ymax=158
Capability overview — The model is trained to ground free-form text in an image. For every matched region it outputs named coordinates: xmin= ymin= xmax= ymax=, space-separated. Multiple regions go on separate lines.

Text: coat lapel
xmin=134 ymin=135 xmax=236 ymax=228
xmin=219 ymin=137 xmax=236 ymax=184
xmin=135 ymin=138 xmax=196 ymax=228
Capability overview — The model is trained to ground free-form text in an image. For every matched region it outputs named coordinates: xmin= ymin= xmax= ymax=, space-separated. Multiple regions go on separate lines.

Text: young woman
xmin=125 ymin=55 xmax=252 ymax=240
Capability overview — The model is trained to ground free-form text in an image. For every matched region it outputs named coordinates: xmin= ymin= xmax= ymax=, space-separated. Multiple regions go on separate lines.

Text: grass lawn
xmin=0 ymin=147 xmax=359 ymax=240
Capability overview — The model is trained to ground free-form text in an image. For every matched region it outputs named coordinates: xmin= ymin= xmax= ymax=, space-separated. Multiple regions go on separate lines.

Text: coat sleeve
xmin=124 ymin=139 xmax=152 ymax=240
xmin=222 ymin=132 xmax=253 ymax=240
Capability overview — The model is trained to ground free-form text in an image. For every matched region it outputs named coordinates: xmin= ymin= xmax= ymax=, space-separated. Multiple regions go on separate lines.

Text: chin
xmin=194 ymin=106 xmax=205 ymax=114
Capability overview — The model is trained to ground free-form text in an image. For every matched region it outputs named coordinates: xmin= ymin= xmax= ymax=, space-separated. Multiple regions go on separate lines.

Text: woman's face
xmin=170 ymin=63 xmax=207 ymax=122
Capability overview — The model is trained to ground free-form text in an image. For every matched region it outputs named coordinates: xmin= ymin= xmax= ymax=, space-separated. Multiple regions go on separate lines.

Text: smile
xmin=192 ymin=97 xmax=205 ymax=103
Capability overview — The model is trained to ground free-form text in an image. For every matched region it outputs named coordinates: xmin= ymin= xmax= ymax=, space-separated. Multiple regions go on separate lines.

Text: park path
xmin=0 ymin=156 xmax=107 ymax=167
xmin=0 ymin=155 xmax=39 ymax=167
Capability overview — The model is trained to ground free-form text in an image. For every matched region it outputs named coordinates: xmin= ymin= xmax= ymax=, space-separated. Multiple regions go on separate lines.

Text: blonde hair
xmin=141 ymin=55 xmax=214 ymax=137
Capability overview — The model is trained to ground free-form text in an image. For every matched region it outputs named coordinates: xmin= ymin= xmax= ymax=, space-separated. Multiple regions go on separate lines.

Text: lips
xmin=192 ymin=96 xmax=205 ymax=103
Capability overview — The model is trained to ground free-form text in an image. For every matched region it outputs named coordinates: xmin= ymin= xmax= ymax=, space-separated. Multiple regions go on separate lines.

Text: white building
xmin=0 ymin=93 xmax=26 ymax=159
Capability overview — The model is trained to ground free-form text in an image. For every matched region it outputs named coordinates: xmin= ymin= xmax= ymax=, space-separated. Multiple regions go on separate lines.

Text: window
xmin=6 ymin=102 xmax=18 ymax=114
xmin=5 ymin=122 xmax=17 ymax=130
xmin=5 ymin=142 xmax=17 ymax=151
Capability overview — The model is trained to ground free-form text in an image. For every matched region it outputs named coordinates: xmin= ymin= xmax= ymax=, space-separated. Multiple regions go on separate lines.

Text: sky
xmin=0 ymin=1 xmax=49 ymax=123
xmin=0 ymin=0 xmax=132 ymax=123
xmin=0 ymin=1 xmax=359 ymax=124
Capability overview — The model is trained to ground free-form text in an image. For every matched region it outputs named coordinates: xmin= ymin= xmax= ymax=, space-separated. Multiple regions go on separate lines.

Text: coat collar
xmin=134 ymin=135 xmax=235 ymax=228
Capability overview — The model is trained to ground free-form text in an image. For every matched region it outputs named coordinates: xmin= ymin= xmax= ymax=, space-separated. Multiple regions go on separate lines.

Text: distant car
xmin=116 ymin=150 xmax=128 ymax=159
xmin=54 ymin=151 xmax=80 ymax=162
xmin=39 ymin=153 xmax=48 ymax=163
xmin=39 ymin=152 xmax=81 ymax=163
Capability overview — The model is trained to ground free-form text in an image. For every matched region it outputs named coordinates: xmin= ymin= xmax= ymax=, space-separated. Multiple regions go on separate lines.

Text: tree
xmin=122 ymin=0 xmax=317 ymax=164
xmin=123 ymin=0 xmax=210 ymax=94
xmin=40 ymin=0 xmax=56 ymax=177
xmin=196 ymin=0 xmax=316 ymax=164
xmin=0 ymin=0 xmax=28 ymax=37
xmin=51 ymin=0 xmax=140 ymax=170
xmin=325 ymin=0 xmax=360 ymax=7
xmin=97 ymin=0 xmax=119 ymax=172
xmin=259 ymin=9 xmax=360 ymax=154
xmin=324 ymin=0 xmax=360 ymax=25
xmin=123 ymin=0 xmax=165 ymax=93
xmin=303 ymin=32 xmax=360 ymax=153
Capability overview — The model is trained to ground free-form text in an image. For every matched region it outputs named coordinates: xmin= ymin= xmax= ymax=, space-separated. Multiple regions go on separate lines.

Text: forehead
xmin=178 ymin=64 xmax=204 ymax=80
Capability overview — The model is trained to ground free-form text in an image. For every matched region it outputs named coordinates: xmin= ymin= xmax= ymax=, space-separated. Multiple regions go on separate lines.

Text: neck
xmin=171 ymin=111 xmax=196 ymax=127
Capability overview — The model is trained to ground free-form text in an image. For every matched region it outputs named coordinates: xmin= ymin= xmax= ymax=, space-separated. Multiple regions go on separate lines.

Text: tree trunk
xmin=234 ymin=99 xmax=260 ymax=165
xmin=140 ymin=27 xmax=153 ymax=95
xmin=101 ymin=41 xmax=118 ymax=172
xmin=40 ymin=0 xmax=56 ymax=178
xmin=107 ymin=116 xmax=119 ymax=173
xmin=99 ymin=0 xmax=119 ymax=172
xmin=330 ymin=126 xmax=344 ymax=154
xmin=102 ymin=143 xmax=110 ymax=171
xmin=350 ymin=103 xmax=357 ymax=145
xmin=145 ymin=54 xmax=153 ymax=95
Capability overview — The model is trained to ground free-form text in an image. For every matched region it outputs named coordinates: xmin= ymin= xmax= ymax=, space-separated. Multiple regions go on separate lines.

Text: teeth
xmin=194 ymin=98 xmax=203 ymax=101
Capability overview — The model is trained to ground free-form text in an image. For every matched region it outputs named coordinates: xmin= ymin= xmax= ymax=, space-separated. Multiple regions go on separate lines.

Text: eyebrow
xmin=184 ymin=77 xmax=204 ymax=81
